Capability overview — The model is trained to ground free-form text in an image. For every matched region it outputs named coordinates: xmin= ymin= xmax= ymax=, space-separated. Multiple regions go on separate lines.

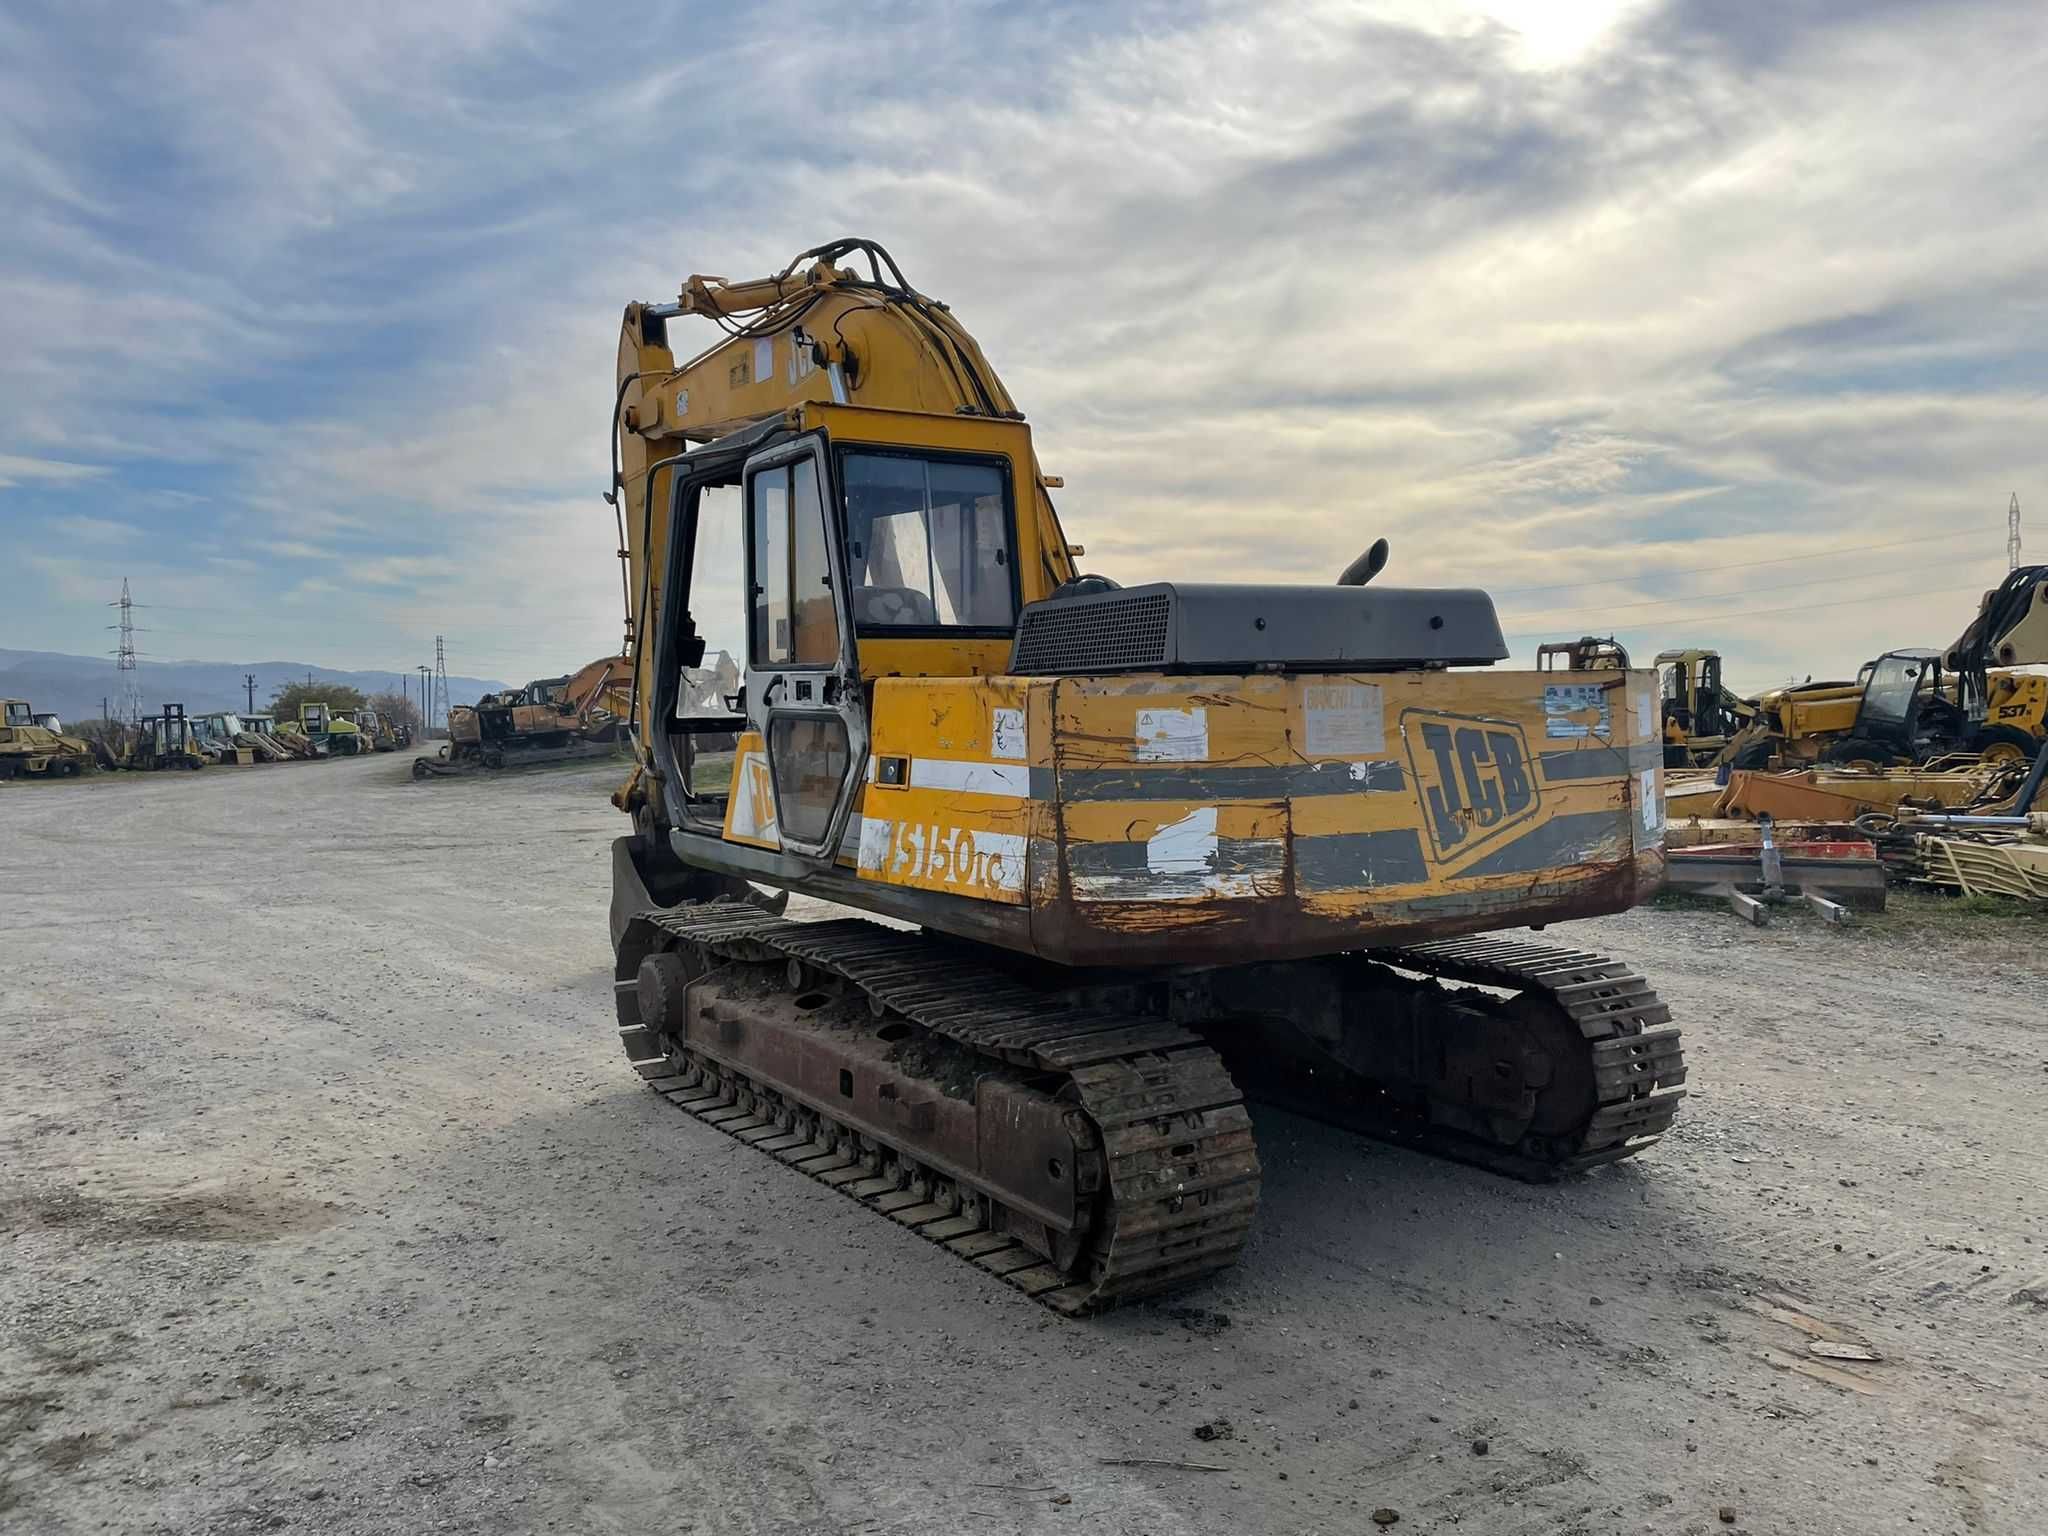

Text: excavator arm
xmin=557 ymin=653 xmax=634 ymax=731
xmin=1947 ymin=565 xmax=2048 ymax=716
xmin=610 ymin=239 xmax=1080 ymax=737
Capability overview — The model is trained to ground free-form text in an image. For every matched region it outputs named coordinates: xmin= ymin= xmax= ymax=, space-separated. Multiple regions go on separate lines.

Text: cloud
xmin=0 ymin=454 xmax=110 ymax=490
xmin=47 ymin=514 xmax=144 ymax=544
xmin=0 ymin=0 xmax=2042 ymax=690
xmin=255 ymin=540 xmax=338 ymax=562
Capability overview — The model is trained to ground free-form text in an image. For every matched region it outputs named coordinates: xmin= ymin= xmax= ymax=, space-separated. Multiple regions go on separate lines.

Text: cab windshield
xmin=1860 ymin=651 xmax=1935 ymax=734
xmin=841 ymin=452 xmax=1014 ymax=631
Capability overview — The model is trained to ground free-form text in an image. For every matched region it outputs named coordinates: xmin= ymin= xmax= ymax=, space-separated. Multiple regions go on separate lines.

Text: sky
xmin=1 ymin=0 xmax=2043 ymax=695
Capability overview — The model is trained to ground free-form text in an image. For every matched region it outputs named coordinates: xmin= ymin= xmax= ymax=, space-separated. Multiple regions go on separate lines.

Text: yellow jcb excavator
xmin=605 ymin=239 xmax=1684 ymax=1313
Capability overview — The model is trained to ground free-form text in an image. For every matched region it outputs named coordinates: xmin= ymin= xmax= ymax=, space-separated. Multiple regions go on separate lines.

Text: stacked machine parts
xmin=602 ymin=239 xmax=1686 ymax=1313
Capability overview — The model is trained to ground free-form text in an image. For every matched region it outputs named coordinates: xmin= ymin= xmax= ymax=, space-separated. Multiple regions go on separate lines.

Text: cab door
xmin=740 ymin=434 xmax=867 ymax=867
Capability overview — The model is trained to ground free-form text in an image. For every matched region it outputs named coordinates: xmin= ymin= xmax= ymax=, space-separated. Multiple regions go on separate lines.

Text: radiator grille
xmin=1010 ymin=593 xmax=1172 ymax=674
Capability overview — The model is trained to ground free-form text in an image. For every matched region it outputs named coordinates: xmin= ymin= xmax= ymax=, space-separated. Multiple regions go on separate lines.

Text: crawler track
xmin=616 ymin=904 xmax=1261 ymax=1314
xmin=1360 ymin=935 xmax=1688 ymax=1178
xmin=615 ymin=907 xmax=1685 ymax=1311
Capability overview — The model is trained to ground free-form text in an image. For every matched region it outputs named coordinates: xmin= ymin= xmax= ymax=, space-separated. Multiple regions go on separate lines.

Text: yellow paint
xmin=854 ymin=675 xmax=1043 ymax=905
xmin=720 ymin=732 xmax=779 ymax=849
xmin=612 ymin=245 xmax=1665 ymax=959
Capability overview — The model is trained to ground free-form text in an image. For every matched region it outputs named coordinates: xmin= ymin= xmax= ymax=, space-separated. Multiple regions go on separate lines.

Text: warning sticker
xmin=1136 ymin=707 xmax=1208 ymax=762
xmin=1303 ymin=682 xmax=1385 ymax=757
xmin=991 ymin=706 xmax=1026 ymax=761
xmin=1544 ymin=683 xmax=1612 ymax=740
xmin=1636 ymin=766 xmax=1664 ymax=849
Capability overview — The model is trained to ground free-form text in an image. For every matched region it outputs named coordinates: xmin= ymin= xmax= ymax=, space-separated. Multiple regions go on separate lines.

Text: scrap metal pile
xmin=413 ymin=655 xmax=631 ymax=779
xmin=1854 ymin=746 xmax=2048 ymax=902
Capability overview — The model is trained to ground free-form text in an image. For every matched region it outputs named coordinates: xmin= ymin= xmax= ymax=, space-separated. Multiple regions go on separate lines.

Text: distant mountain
xmin=0 ymin=648 xmax=509 ymax=726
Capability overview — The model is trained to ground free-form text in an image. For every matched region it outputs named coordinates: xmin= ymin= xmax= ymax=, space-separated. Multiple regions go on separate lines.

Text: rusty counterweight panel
xmin=1027 ymin=669 xmax=1665 ymax=966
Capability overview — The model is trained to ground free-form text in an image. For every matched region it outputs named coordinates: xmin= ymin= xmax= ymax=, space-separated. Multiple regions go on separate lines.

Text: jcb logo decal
xmin=1402 ymin=711 xmax=1540 ymax=867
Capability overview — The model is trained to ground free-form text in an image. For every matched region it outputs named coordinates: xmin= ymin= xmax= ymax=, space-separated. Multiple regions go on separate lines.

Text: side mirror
xmin=1337 ymin=538 xmax=1390 ymax=587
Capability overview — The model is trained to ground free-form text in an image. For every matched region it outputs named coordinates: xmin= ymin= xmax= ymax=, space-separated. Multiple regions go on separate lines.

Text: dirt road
xmin=4 ymin=756 xmax=2044 ymax=1534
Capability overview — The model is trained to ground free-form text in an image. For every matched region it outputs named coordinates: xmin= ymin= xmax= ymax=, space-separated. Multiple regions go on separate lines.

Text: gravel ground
xmin=3 ymin=754 xmax=2045 ymax=1535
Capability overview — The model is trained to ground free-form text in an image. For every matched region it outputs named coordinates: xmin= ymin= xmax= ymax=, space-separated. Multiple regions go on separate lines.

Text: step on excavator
xmin=606 ymin=239 xmax=1686 ymax=1312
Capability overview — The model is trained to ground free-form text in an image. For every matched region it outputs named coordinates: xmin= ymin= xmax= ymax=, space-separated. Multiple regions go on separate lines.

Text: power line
xmin=1482 ymin=522 xmax=2003 ymax=599
xmin=1502 ymin=579 xmax=1993 ymax=641
xmin=1496 ymin=554 xmax=1997 ymax=629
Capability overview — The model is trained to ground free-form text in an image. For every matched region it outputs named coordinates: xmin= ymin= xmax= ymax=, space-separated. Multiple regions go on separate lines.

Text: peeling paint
xmin=991 ymin=707 xmax=1026 ymax=761
xmin=1543 ymin=682 xmax=1612 ymax=740
xmin=1304 ymin=682 xmax=1385 ymax=756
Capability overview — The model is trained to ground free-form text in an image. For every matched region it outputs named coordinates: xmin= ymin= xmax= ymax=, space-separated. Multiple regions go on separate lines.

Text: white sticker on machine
xmin=991 ymin=706 xmax=1027 ymax=761
xmin=1544 ymin=683 xmax=1612 ymax=740
xmin=1303 ymin=682 xmax=1385 ymax=756
xmin=1135 ymin=707 xmax=1208 ymax=762
xmin=1638 ymin=767 xmax=1664 ymax=843
xmin=752 ymin=337 xmax=774 ymax=386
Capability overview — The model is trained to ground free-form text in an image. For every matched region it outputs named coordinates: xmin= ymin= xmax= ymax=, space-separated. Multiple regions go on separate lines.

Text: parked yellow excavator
xmin=605 ymin=239 xmax=1684 ymax=1312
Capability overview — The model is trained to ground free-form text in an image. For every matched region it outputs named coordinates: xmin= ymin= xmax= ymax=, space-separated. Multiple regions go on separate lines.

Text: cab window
xmin=841 ymin=452 xmax=1013 ymax=631
xmin=748 ymin=459 xmax=835 ymax=667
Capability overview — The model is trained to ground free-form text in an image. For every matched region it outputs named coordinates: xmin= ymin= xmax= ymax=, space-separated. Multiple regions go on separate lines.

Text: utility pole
xmin=418 ymin=665 xmax=432 ymax=733
xmin=244 ymin=673 xmax=257 ymax=713
xmin=2010 ymin=492 xmax=2023 ymax=571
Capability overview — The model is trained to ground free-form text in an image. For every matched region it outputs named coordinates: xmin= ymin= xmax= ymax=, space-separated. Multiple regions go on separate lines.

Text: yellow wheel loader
xmin=190 ymin=711 xmax=258 ymax=765
xmin=299 ymin=702 xmax=363 ymax=757
xmin=0 ymin=699 xmax=97 ymax=779
xmin=606 ymin=239 xmax=1684 ymax=1313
